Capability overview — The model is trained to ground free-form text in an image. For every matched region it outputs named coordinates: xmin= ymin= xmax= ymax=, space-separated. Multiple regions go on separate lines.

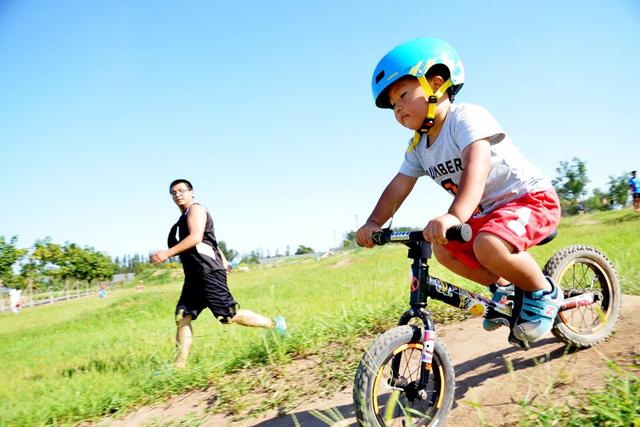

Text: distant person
xmin=98 ymin=283 xmax=108 ymax=298
xmin=576 ymin=201 xmax=585 ymax=215
xmin=629 ymin=170 xmax=640 ymax=212
xmin=150 ymin=179 xmax=286 ymax=368
xmin=356 ymin=38 xmax=562 ymax=347
xmin=136 ymin=280 xmax=145 ymax=292
xmin=9 ymin=289 xmax=22 ymax=313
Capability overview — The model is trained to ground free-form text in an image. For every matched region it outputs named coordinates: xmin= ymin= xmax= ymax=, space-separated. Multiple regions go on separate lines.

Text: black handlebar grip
xmin=445 ymin=224 xmax=472 ymax=242
xmin=371 ymin=230 xmax=390 ymax=245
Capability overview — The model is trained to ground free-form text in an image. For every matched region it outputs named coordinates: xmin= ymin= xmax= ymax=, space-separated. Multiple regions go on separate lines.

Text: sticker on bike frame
xmin=435 ymin=280 xmax=454 ymax=297
xmin=411 ymin=276 xmax=420 ymax=292
xmin=421 ymin=330 xmax=436 ymax=364
xmin=468 ymin=302 xmax=487 ymax=317
xmin=458 ymin=291 xmax=490 ymax=316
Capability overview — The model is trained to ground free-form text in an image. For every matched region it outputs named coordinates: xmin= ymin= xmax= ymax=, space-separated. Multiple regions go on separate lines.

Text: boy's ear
xmin=429 ymin=75 xmax=445 ymax=89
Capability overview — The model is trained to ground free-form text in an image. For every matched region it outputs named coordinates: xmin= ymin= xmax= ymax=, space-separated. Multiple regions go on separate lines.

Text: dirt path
xmin=104 ymin=295 xmax=640 ymax=427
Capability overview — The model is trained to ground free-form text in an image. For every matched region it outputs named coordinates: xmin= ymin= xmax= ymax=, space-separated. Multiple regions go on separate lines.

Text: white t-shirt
xmin=399 ymin=103 xmax=551 ymax=216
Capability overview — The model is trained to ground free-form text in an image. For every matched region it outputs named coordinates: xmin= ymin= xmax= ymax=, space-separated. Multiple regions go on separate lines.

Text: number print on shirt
xmin=439 ymin=178 xmax=483 ymax=215
xmin=440 ymin=178 xmax=459 ymax=196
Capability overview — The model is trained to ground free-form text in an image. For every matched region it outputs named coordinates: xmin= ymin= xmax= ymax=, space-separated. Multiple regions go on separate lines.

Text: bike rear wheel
xmin=353 ymin=325 xmax=455 ymax=426
xmin=543 ymin=245 xmax=621 ymax=348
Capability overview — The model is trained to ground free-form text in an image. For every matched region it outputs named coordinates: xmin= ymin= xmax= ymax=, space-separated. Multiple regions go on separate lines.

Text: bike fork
xmin=396 ymin=308 xmax=437 ymax=397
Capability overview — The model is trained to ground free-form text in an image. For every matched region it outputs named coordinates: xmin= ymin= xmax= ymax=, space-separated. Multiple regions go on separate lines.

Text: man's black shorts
xmin=175 ymin=269 xmax=238 ymax=323
xmin=634 ymin=192 xmax=640 ymax=200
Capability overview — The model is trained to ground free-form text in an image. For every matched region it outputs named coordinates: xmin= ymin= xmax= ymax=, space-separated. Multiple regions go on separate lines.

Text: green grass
xmin=521 ymin=359 xmax=640 ymax=426
xmin=0 ymin=208 xmax=638 ymax=426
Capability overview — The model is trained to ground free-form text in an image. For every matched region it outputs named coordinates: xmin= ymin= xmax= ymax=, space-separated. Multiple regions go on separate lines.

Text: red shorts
xmin=444 ymin=190 xmax=561 ymax=269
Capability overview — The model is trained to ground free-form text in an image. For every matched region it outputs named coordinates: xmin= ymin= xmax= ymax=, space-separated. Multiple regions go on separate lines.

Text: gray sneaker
xmin=512 ymin=277 xmax=563 ymax=343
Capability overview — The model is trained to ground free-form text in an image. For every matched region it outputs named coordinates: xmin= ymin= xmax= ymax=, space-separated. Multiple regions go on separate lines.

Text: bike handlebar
xmin=371 ymin=224 xmax=472 ymax=245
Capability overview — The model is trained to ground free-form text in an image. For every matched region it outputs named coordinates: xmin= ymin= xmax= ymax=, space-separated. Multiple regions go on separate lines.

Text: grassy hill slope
xmin=0 ymin=208 xmax=638 ymax=426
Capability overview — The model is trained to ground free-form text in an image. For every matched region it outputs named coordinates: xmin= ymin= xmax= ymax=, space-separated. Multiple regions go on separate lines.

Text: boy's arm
xmin=357 ymin=173 xmax=418 ymax=248
xmin=151 ymin=205 xmax=207 ymax=263
xmin=423 ymin=139 xmax=491 ymax=245
xmin=449 ymin=139 xmax=491 ymax=222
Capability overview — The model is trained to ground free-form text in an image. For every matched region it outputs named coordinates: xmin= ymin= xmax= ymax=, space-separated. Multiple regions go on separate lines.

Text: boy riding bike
xmin=356 ymin=38 xmax=563 ymax=346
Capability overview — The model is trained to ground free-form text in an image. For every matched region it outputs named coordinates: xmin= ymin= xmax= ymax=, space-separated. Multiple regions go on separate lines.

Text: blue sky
xmin=1 ymin=0 xmax=638 ymax=258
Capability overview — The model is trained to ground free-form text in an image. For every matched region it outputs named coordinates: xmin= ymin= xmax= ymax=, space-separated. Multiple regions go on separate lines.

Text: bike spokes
xmin=373 ymin=344 xmax=441 ymax=425
xmin=543 ymin=245 xmax=621 ymax=348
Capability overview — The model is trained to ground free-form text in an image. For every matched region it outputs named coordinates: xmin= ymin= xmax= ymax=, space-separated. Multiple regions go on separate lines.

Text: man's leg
xmin=206 ymin=271 xmax=285 ymax=334
xmin=230 ymin=309 xmax=274 ymax=328
xmin=175 ymin=313 xmax=193 ymax=369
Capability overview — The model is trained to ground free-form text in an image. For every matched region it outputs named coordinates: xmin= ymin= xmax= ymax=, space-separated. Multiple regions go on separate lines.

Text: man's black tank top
xmin=167 ymin=203 xmax=225 ymax=276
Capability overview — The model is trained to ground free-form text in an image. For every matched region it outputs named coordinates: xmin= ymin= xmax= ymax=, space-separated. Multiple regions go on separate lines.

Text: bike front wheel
xmin=353 ymin=325 xmax=455 ymax=426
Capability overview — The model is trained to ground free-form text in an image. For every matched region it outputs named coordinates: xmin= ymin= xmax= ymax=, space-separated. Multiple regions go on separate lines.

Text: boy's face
xmin=388 ymin=77 xmax=428 ymax=131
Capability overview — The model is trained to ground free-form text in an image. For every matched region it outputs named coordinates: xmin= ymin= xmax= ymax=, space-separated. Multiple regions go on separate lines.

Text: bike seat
xmin=537 ymin=229 xmax=557 ymax=246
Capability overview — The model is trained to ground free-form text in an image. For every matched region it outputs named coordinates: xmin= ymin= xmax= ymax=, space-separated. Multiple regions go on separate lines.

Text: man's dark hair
xmin=169 ymin=179 xmax=193 ymax=192
xmin=632 ymin=171 xmax=637 ymax=175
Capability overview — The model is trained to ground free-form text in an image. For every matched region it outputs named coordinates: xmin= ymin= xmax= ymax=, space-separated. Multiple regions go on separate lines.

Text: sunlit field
xmin=1 ymin=208 xmax=638 ymax=426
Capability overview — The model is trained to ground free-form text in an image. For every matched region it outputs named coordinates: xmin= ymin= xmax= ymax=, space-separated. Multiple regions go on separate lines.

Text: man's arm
xmin=150 ymin=205 xmax=207 ymax=264
xmin=217 ymin=244 xmax=234 ymax=272
xmin=356 ymin=173 xmax=418 ymax=248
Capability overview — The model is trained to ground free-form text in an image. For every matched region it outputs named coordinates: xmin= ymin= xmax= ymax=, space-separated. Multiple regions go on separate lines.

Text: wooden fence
xmin=0 ymin=278 xmax=115 ymax=313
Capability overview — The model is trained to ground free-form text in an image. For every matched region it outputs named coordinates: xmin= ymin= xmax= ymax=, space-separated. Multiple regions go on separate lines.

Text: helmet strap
xmin=408 ymin=76 xmax=453 ymax=152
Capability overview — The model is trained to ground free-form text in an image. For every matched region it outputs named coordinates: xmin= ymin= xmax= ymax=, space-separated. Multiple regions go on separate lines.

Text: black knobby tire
xmin=543 ymin=245 xmax=621 ymax=348
xmin=353 ymin=325 xmax=455 ymax=426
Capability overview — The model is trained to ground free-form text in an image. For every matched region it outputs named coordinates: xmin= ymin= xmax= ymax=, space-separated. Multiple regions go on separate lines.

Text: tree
xmin=0 ymin=236 xmax=26 ymax=287
xmin=244 ymin=250 xmax=260 ymax=264
xmin=295 ymin=245 xmax=314 ymax=255
xmin=20 ymin=239 xmax=117 ymax=288
xmin=552 ymin=157 xmax=590 ymax=204
xmin=608 ymin=172 xmax=630 ymax=207
xmin=584 ymin=188 xmax=608 ymax=212
xmin=342 ymin=231 xmax=357 ymax=248
xmin=25 ymin=238 xmax=66 ymax=288
xmin=61 ymin=243 xmax=117 ymax=282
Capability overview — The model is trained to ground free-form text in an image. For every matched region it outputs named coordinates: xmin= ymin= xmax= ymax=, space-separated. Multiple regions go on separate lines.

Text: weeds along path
xmin=97 ymin=295 xmax=640 ymax=427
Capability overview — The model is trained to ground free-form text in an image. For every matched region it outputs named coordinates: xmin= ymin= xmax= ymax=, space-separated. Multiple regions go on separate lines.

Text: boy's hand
xmin=423 ymin=214 xmax=461 ymax=245
xmin=356 ymin=220 xmax=383 ymax=248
